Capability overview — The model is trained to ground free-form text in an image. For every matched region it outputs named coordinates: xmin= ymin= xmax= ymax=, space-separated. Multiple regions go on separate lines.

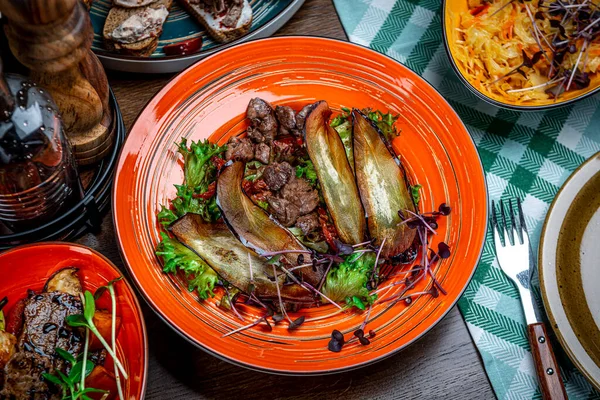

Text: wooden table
xmin=79 ymin=0 xmax=496 ymax=397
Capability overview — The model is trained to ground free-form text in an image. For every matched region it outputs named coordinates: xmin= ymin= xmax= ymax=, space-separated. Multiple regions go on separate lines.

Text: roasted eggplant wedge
xmin=304 ymin=101 xmax=367 ymax=245
xmin=170 ymin=214 xmax=315 ymax=303
xmin=352 ymin=109 xmax=416 ymax=257
xmin=216 ymin=161 xmax=324 ymax=286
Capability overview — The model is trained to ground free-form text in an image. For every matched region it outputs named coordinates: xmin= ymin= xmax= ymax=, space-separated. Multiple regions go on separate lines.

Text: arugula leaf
xmin=321 ymin=253 xmax=378 ymax=309
xmin=411 ymin=184 xmax=423 ymax=206
xmin=156 ymin=232 xmax=219 ymax=300
xmin=295 ymin=159 xmax=318 ymax=186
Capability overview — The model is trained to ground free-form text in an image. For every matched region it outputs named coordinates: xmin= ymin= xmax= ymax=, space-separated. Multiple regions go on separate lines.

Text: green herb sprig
xmin=66 ymin=291 xmax=128 ymax=380
xmin=95 ymin=277 xmax=125 ymax=400
xmin=42 ymin=348 xmax=106 ymax=400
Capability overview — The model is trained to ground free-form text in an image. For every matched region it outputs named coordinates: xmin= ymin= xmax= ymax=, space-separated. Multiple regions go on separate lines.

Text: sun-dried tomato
xmin=192 ymin=182 xmax=216 ymax=199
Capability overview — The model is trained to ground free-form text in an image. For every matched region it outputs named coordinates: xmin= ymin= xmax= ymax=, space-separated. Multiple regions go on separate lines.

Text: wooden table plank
xmin=78 ymin=0 xmax=496 ymax=398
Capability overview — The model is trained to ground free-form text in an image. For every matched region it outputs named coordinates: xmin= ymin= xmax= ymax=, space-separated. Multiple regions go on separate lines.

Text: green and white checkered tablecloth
xmin=332 ymin=0 xmax=600 ymax=398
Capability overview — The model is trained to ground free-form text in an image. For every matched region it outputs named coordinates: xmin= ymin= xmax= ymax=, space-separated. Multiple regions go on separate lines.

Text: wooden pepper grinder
xmin=0 ymin=0 xmax=114 ymax=166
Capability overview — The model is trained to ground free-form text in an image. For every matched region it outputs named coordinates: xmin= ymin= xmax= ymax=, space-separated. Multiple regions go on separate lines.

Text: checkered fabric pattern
xmin=332 ymin=0 xmax=600 ymax=398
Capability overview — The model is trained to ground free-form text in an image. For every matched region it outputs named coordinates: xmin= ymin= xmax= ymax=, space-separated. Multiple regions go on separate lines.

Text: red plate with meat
xmin=0 ymin=243 xmax=148 ymax=398
xmin=113 ymin=37 xmax=488 ymax=374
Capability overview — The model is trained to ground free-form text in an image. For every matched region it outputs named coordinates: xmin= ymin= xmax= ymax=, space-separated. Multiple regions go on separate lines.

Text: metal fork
xmin=491 ymin=199 xmax=567 ymax=400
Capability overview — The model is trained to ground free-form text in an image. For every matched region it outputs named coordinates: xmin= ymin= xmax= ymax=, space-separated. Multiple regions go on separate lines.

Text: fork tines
xmin=491 ymin=198 xmax=528 ymax=247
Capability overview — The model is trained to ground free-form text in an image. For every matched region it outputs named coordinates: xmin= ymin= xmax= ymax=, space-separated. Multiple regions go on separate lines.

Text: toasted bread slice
xmin=103 ymin=0 xmax=172 ymax=57
xmin=113 ymin=0 xmax=157 ymax=7
xmin=178 ymin=0 xmax=252 ymax=44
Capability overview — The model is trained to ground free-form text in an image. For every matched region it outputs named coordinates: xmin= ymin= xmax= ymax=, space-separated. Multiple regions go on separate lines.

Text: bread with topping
xmin=103 ymin=0 xmax=172 ymax=57
xmin=178 ymin=0 xmax=252 ymax=44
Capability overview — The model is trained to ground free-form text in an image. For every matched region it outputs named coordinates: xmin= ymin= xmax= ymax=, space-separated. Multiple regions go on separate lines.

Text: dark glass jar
xmin=0 ymin=73 xmax=82 ymax=232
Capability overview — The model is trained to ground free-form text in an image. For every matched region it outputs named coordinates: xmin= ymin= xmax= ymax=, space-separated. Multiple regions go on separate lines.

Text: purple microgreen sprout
xmin=302 ymin=281 xmax=344 ymax=310
xmin=506 ymin=76 xmax=566 ymax=92
xmin=223 ymin=286 xmax=245 ymax=322
xmin=272 ymin=265 xmax=293 ymax=324
xmin=566 ymin=39 xmax=589 ymax=90
xmin=222 ymin=315 xmax=270 ymax=337
xmin=352 ymin=240 xmax=374 ymax=248
xmin=404 ymin=210 xmax=438 ymax=234
xmin=317 ymin=259 xmax=334 ymax=292
xmin=260 ymin=249 xmax=313 ymax=257
xmin=334 ymin=239 xmax=354 ymax=256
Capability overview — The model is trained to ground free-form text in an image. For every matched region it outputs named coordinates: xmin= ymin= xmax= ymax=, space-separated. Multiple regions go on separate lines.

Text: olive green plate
xmin=540 ymin=152 xmax=600 ymax=391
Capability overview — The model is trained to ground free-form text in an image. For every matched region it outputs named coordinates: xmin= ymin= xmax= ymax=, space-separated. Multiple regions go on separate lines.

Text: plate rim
xmin=112 ymin=35 xmax=489 ymax=375
xmin=0 ymin=241 xmax=150 ymax=398
xmin=539 ymin=151 xmax=600 ymax=391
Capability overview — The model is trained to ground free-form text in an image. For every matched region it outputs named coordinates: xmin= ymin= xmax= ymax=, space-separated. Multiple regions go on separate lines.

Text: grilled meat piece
xmin=275 ymin=105 xmax=297 ymax=136
xmin=1 ymin=291 xmax=84 ymax=400
xmin=267 ymin=197 xmax=300 ymax=227
xmin=1 ymin=268 xmax=84 ymax=400
xmin=296 ymin=213 xmax=320 ymax=236
xmin=225 ymin=136 xmax=254 ymax=162
xmin=246 ymin=98 xmax=277 ymax=143
xmin=295 ymin=103 xmax=317 ymax=132
xmin=262 ymin=162 xmax=293 ymax=191
xmin=280 ymin=177 xmax=319 ymax=216
xmin=272 ymin=139 xmax=296 ymax=163
xmin=254 ymin=143 xmax=271 ymax=164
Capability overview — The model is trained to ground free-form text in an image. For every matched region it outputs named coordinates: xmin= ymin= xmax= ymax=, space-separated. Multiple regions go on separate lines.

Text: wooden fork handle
xmin=528 ymin=323 xmax=568 ymax=400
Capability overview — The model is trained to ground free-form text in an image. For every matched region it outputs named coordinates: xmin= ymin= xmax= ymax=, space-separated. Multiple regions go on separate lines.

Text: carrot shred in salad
xmin=455 ymin=0 xmax=600 ymax=103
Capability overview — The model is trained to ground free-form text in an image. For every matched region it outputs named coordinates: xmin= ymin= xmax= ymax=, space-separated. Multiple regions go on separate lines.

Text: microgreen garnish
xmin=42 ymin=348 xmax=106 ymax=400
xmin=489 ymin=50 xmax=544 ymax=84
xmin=66 ymin=291 xmax=128 ymax=380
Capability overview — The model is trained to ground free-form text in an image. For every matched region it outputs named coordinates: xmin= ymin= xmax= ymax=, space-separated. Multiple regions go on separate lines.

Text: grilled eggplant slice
xmin=352 ymin=109 xmax=416 ymax=258
xmin=216 ymin=161 xmax=324 ymax=286
xmin=171 ymin=214 xmax=314 ymax=303
xmin=304 ymin=101 xmax=366 ymax=245
xmin=44 ymin=267 xmax=82 ymax=297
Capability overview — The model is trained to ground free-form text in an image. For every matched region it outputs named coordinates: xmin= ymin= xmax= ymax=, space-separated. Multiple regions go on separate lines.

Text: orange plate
xmin=113 ymin=37 xmax=488 ymax=374
xmin=0 ymin=243 xmax=148 ymax=397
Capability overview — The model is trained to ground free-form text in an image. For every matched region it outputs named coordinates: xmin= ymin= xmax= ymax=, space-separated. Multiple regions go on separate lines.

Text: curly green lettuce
xmin=321 ymin=252 xmax=378 ymax=310
xmin=366 ymin=109 xmax=400 ymax=142
xmin=295 ymin=159 xmax=318 ymax=187
xmin=156 ymin=232 xmax=219 ymax=300
xmin=158 ymin=138 xmax=226 ymax=227
xmin=331 ymin=107 xmax=399 ymax=167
